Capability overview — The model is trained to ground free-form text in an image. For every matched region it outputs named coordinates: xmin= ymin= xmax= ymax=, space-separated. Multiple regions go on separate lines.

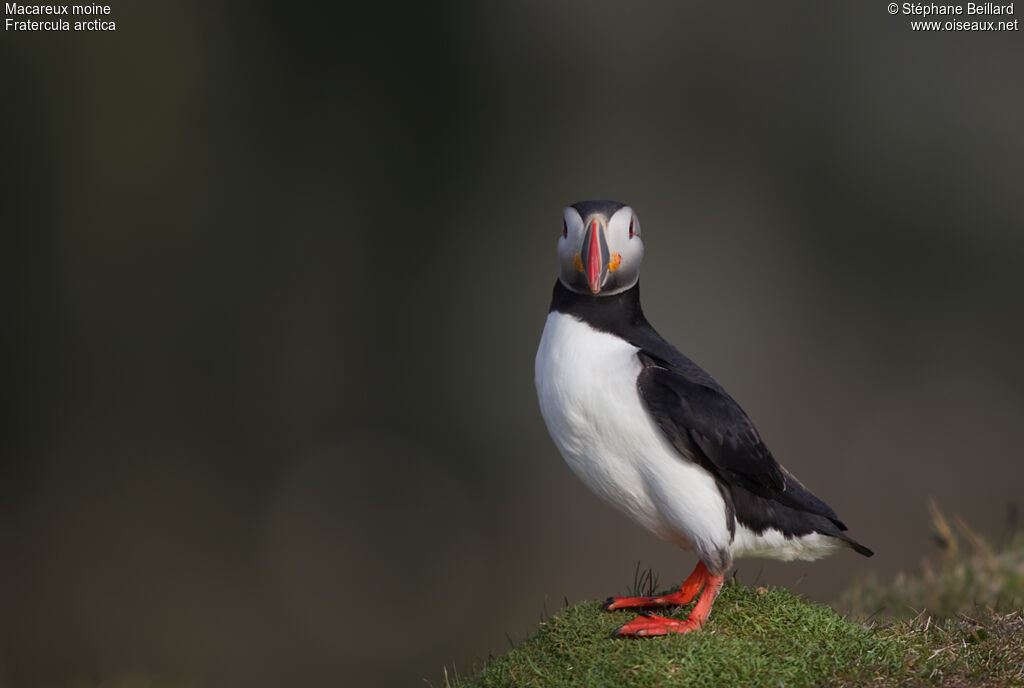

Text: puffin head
xmin=558 ymin=200 xmax=644 ymax=296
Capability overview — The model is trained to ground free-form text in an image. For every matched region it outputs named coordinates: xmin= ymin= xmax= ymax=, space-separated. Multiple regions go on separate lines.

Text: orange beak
xmin=582 ymin=219 xmax=609 ymax=294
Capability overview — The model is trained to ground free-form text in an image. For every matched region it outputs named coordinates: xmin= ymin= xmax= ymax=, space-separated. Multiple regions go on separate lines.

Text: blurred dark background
xmin=3 ymin=2 xmax=1023 ymax=686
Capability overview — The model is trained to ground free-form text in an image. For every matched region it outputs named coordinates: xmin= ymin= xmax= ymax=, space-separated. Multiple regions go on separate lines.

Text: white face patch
xmin=603 ymin=206 xmax=644 ymax=286
xmin=557 ymin=206 xmax=586 ymax=288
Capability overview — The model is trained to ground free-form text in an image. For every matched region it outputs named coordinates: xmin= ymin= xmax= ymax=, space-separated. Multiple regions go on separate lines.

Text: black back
xmin=549 ymin=279 xmax=873 ymax=556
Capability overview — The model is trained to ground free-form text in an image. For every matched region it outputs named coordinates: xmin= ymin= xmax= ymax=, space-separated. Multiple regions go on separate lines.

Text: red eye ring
xmin=562 ymin=219 xmax=568 ymax=238
xmin=628 ymin=218 xmax=635 ymax=238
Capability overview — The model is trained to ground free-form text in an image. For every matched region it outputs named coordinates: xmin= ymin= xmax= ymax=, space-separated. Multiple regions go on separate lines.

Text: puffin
xmin=534 ymin=200 xmax=873 ymax=637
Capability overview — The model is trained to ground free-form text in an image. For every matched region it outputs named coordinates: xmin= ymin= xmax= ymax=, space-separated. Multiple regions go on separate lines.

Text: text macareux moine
xmin=5 ymin=3 xmax=114 ymax=30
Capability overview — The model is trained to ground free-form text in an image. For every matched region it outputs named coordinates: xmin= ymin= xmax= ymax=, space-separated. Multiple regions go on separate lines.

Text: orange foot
xmin=603 ymin=561 xmax=710 ymax=611
xmin=612 ymin=612 xmax=701 ymax=637
xmin=607 ymin=563 xmax=724 ymax=639
xmin=603 ymin=588 xmax=697 ymax=610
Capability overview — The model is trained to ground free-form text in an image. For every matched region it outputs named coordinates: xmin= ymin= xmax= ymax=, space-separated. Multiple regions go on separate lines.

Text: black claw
xmin=610 ymin=625 xmax=623 ymax=638
xmin=602 ymin=597 xmax=616 ymax=611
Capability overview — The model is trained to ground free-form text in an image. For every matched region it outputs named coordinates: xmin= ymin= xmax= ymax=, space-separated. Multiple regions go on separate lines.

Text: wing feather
xmin=637 ymin=350 xmax=843 ymax=526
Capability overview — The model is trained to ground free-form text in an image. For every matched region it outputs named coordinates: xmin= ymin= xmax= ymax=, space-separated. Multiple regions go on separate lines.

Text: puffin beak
xmin=581 ymin=219 xmax=611 ymax=294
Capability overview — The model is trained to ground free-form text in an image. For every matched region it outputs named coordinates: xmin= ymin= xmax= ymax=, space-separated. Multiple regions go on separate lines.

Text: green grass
xmin=446 ymin=583 xmax=1023 ymax=688
xmin=447 ymin=506 xmax=1024 ymax=687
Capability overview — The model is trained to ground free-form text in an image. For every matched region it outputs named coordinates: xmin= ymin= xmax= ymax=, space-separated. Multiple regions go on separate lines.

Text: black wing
xmin=547 ymin=279 xmax=872 ymax=556
xmin=636 ymin=349 xmax=845 ymax=528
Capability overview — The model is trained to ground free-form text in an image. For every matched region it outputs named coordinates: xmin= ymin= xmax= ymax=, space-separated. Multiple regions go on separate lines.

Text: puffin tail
xmin=837 ymin=533 xmax=874 ymax=558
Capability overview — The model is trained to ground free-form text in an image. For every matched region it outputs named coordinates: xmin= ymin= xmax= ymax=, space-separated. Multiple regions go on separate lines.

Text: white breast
xmin=534 ymin=312 xmax=732 ymax=562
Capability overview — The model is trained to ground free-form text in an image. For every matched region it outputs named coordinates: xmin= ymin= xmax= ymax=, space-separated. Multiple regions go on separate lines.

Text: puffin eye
xmin=628 ymin=218 xmax=635 ymax=238
xmin=562 ymin=219 xmax=568 ymax=238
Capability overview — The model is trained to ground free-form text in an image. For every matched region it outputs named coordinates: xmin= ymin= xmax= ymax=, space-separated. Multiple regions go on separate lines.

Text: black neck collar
xmin=548 ymin=279 xmax=650 ymax=337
